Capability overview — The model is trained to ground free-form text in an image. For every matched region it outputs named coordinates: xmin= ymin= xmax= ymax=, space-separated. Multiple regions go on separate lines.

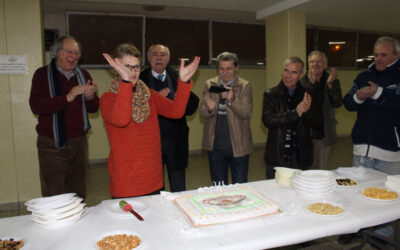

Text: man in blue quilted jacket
xmin=344 ymin=36 xmax=400 ymax=175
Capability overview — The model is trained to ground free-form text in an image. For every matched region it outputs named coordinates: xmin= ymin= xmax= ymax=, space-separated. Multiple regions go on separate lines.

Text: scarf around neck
xmin=109 ymin=78 xmax=151 ymax=123
xmin=47 ymin=59 xmax=91 ymax=150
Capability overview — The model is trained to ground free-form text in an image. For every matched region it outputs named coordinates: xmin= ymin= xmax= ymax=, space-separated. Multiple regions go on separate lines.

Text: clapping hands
xmin=356 ymin=81 xmax=378 ymax=100
xmin=326 ymin=67 xmax=338 ymax=88
xmin=66 ymin=80 xmax=97 ymax=103
xmin=296 ymin=92 xmax=312 ymax=117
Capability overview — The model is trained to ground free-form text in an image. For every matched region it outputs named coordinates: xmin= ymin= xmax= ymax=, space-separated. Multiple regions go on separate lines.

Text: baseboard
xmin=0 ymin=201 xmax=25 ymax=212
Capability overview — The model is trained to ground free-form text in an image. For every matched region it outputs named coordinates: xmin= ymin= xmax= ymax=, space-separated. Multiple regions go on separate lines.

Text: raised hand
xmin=326 ymin=67 xmax=338 ymax=88
xmin=179 ymin=56 xmax=200 ymax=82
xmin=102 ymin=53 xmax=131 ymax=83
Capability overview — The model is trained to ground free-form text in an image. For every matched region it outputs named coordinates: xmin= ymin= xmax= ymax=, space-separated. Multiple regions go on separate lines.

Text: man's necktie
xmin=157 ymin=74 xmax=164 ymax=81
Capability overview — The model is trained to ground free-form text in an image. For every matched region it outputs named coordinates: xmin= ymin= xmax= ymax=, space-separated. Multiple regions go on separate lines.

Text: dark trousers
xmin=266 ymin=165 xmax=277 ymax=180
xmin=37 ymin=135 xmax=88 ymax=199
xmin=208 ymin=148 xmax=249 ymax=185
xmin=266 ymin=151 xmax=300 ymax=179
xmin=161 ymin=137 xmax=186 ymax=192
xmin=162 ymin=151 xmax=186 ymax=192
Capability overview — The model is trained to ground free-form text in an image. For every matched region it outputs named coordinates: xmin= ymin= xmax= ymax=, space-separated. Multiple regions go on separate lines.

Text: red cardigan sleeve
xmin=100 ymin=81 xmax=134 ymax=128
xmin=153 ymin=79 xmax=193 ymax=118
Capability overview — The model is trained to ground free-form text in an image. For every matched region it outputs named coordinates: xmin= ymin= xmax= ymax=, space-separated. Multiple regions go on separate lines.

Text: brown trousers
xmin=311 ymin=139 xmax=331 ymax=170
xmin=37 ymin=135 xmax=88 ymax=199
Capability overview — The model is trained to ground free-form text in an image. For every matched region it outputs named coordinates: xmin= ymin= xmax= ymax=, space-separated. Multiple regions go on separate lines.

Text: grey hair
xmin=283 ymin=56 xmax=305 ymax=73
xmin=147 ymin=44 xmax=170 ymax=59
xmin=216 ymin=52 xmax=239 ymax=68
xmin=50 ymin=36 xmax=81 ymax=59
xmin=374 ymin=36 xmax=400 ymax=55
xmin=308 ymin=50 xmax=328 ymax=65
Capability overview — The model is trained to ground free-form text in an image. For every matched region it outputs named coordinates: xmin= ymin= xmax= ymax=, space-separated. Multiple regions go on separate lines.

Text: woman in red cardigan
xmin=100 ymin=43 xmax=200 ymax=198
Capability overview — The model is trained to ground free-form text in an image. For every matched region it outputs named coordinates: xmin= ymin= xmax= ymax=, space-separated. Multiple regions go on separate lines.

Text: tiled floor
xmin=1 ymin=137 xmax=391 ymax=249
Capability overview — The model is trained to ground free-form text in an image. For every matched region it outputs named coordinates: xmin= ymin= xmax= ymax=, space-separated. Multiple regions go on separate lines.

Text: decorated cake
xmin=174 ymin=185 xmax=279 ymax=227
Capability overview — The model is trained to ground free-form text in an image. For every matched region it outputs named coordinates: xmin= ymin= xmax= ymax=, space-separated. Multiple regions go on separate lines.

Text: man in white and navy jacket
xmin=344 ymin=36 xmax=400 ymax=175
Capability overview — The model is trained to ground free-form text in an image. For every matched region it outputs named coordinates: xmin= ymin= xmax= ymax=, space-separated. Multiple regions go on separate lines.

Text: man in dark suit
xmin=139 ymin=44 xmax=199 ymax=192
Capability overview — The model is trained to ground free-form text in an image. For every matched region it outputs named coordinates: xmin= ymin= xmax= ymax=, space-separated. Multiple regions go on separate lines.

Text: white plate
xmin=95 ymin=230 xmax=145 ymax=250
xmin=29 ymin=197 xmax=83 ymax=215
xmin=293 ymin=187 xmax=335 ymax=199
xmin=292 ymin=175 xmax=336 ymax=186
xmin=25 ymin=193 xmax=76 ymax=207
xmin=360 ymin=187 xmax=399 ymax=202
xmin=296 ymin=170 xmax=336 ymax=182
xmin=0 ymin=236 xmax=28 ymax=249
xmin=305 ymin=201 xmax=345 ymax=217
xmin=32 ymin=203 xmax=85 ymax=221
xmin=292 ymin=182 xmax=335 ymax=194
xmin=33 ymin=208 xmax=85 ymax=227
xmin=108 ymin=201 xmax=146 ymax=217
xmin=291 ymin=178 xmax=336 ymax=191
xmin=26 ymin=195 xmax=79 ymax=212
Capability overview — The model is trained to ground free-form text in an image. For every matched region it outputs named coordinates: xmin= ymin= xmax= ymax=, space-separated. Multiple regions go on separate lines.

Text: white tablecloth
xmin=1 ymin=168 xmax=399 ymax=250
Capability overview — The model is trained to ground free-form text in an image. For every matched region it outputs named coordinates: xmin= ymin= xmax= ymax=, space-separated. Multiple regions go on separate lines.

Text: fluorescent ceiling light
xmin=329 ymin=41 xmax=346 ymax=45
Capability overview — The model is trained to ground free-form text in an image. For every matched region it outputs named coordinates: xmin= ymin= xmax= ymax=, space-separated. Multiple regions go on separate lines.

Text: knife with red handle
xmin=119 ymin=200 xmax=144 ymax=221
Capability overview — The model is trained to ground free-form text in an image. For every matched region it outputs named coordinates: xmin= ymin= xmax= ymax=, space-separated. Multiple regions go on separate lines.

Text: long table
xmin=1 ymin=168 xmax=399 ymax=250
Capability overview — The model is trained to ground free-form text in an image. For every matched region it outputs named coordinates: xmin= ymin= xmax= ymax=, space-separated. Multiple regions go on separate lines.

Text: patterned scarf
xmin=109 ymin=78 xmax=151 ymax=123
xmin=47 ymin=59 xmax=90 ymax=150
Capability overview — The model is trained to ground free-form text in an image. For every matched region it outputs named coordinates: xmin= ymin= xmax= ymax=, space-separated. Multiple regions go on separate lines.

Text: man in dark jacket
xmin=301 ymin=51 xmax=343 ymax=170
xmin=139 ymin=44 xmax=199 ymax=192
xmin=344 ymin=36 xmax=400 ymax=175
xmin=262 ymin=56 xmax=321 ymax=179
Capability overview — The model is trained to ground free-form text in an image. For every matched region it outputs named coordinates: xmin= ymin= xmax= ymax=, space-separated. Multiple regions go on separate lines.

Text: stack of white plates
xmin=24 ymin=193 xmax=85 ymax=227
xmin=275 ymin=167 xmax=301 ymax=187
xmin=291 ymin=170 xmax=337 ymax=198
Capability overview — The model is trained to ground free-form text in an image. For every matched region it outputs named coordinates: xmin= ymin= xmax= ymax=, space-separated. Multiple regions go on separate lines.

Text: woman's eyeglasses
xmin=124 ymin=64 xmax=142 ymax=72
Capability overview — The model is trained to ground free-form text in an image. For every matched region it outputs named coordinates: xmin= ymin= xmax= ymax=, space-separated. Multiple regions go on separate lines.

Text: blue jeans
xmin=353 ymin=155 xmax=400 ymax=175
xmin=208 ymin=148 xmax=249 ymax=185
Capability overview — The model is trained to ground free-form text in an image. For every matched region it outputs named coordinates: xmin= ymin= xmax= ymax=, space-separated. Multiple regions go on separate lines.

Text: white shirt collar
xmin=151 ymin=69 xmax=166 ymax=81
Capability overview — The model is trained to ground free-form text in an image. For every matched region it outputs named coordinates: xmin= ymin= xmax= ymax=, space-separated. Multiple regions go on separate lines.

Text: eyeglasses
xmin=62 ymin=48 xmax=81 ymax=56
xmin=124 ymin=64 xmax=142 ymax=72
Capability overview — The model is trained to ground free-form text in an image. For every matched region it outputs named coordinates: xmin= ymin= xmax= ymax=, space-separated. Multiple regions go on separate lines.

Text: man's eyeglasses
xmin=124 ymin=64 xmax=142 ymax=72
xmin=62 ymin=48 xmax=81 ymax=56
